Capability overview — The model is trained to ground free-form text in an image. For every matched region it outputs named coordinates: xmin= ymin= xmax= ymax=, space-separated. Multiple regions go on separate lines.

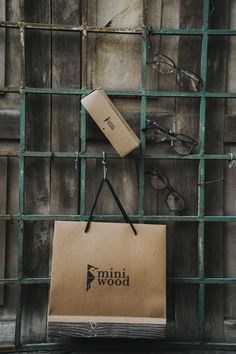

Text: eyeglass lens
xmin=166 ymin=192 xmax=186 ymax=212
xmin=146 ymin=127 xmax=167 ymax=143
xmin=152 ymin=54 xmax=175 ymax=74
xmin=148 ymin=169 xmax=187 ymax=212
xmin=150 ymin=53 xmax=201 ymax=92
xmin=150 ymin=170 xmax=169 ymax=190
xmin=177 ymin=70 xmax=200 ymax=92
xmin=145 ymin=123 xmax=197 ymax=155
xmin=173 ymin=135 xmax=196 ymax=155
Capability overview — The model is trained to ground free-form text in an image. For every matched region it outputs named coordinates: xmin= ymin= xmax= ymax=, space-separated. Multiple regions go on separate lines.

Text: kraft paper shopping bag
xmin=48 ymin=174 xmax=166 ymax=339
xmin=48 ymin=221 xmax=166 ymax=338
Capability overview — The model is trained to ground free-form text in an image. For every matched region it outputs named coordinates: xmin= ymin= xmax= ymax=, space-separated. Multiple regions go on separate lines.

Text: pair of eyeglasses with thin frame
xmin=146 ymin=26 xmax=202 ymax=92
xmin=147 ymin=52 xmax=202 ymax=92
xmin=142 ymin=119 xmax=198 ymax=155
xmin=145 ymin=167 xmax=188 ymax=213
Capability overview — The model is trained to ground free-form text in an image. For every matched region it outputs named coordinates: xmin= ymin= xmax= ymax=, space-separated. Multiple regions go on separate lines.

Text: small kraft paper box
xmin=81 ymin=88 xmax=140 ymax=157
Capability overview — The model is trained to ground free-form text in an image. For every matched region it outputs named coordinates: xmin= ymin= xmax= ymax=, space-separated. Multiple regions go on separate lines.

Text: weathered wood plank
xmin=0 ymin=321 xmax=15 ymax=344
xmin=0 ymin=0 xmax=20 ymax=339
xmin=49 ymin=1 xmax=81 ymax=343
xmin=5 ymin=0 xmax=21 ymax=104
xmin=146 ymin=1 xmax=181 ymax=339
xmin=6 ymin=0 xmax=20 ymax=22
xmin=224 ymin=144 xmax=236 ymax=340
xmin=224 ymin=114 xmax=236 ymax=143
xmin=48 ymin=321 xmax=166 ymax=339
xmin=21 ymin=285 xmax=49 ymax=344
xmin=52 ymin=0 xmax=80 ymax=25
xmin=168 ymin=0 xmax=201 ymax=341
xmin=22 ymin=0 xmax=52 ymax=344
xmin=87 ymin=1 xmax=142 ymax=91
xmin=204 ymin=0 xmax=230 ymax=341
xmin=5 ymin=157 xmax=18 ymax=286
xmin=0 ymin=158 xmax=7 ymax=305
xmin=51 ymin=0 xmax=81 ymax=89
xmin=0 ymin=109 xmax=20 ymax=139
xmin=0 ymin=282 xmax=17 ymax=328
xmin=50 ymin=0 xmax=80 ymax=217
xmin=224 ymin=7 xmax=236 ymax=340
xmin=0 ymin=0 xmax=6 ymax=89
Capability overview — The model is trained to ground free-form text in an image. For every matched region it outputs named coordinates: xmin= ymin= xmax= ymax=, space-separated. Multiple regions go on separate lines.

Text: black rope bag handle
xmin=85 ymin=177 xmax=137 ymax=236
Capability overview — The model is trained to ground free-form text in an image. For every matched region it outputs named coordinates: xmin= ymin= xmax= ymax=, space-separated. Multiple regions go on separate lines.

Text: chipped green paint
xmin=198 ymin=0 xmax=209 ymax=341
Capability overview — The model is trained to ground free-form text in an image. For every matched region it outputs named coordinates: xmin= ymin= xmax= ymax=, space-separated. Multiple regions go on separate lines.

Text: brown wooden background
xmin=1 ymin=0 xmax=236 ymax=353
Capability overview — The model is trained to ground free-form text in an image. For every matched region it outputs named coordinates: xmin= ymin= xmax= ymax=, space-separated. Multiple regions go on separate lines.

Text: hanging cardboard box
xmin=81 ymin=89 xmax=140 ymax=157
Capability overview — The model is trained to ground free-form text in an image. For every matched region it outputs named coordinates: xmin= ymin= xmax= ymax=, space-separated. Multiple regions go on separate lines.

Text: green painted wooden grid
xmin=198 ymin=0 xmax=209 ymax=339
xmin=1 ymin=0 xmax=236 ymax=351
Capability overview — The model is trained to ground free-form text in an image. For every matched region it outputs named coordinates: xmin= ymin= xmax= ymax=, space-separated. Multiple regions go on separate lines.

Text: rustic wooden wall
xmin=0 ymin=0 xmax=20 ymax=344
xmin=1 ymin=0 xmax=236 ymax=352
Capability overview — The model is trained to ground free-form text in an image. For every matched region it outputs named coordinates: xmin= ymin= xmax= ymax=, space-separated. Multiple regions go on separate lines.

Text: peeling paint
xmin=19 ymin=26 xmax=24 ymax=48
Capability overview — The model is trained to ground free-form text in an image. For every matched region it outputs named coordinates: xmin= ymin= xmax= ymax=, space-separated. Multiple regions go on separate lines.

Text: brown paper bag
xmin=48 ymin=221 xmax=166 ymax=339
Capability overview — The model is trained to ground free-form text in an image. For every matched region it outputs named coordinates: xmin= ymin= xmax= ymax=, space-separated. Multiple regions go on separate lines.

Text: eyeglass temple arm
xmin=172 ymin=134 xmax=199 ymax=145
xmin=142 ymin=120 xmax=172 ymax=134
xmin=179 ymin=68 xmax=202 ymax=82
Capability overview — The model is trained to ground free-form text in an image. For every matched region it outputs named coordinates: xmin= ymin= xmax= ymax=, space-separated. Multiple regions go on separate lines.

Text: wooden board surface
xmin=1 ymin=0 xmax=236 ymax=351
xmin=22 ymin=0 xmax=52 ymax=344
xmin=204 ymin=0 xmax=229 ymax=341
xmin=0 ymin=1 xmax=20 ymax=343
xmin=0 ymin=0 xmax=5 ymax=89
xmin=0 ymin=158 xmax=7 ymax=305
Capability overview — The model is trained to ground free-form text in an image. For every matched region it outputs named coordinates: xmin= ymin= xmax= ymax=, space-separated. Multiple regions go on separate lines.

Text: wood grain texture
xmin=48 ymin=321 xmax=166 ymax=339
xmin=0 ymin=109 xmax=20 ymax=139
xmin=21 ymin=285 xmax=49 ymax=344
xmin=173 ymin=1 xmax=202 ymax=340
xmin=0 ymin=158 xmax=7 ymax=305
xmin=204 ymin=0 xmax=230 ymax=341
xmin=49 ymin=2 xmax=81 ymax=346
xmin=146 ymin=1 xmax=181 ymax=339
xmin=224 ymin=114 xmax=236 ymax=143
xmin=0 ymin=0 xmax=6 ymax=88
xmin=224 ymin=6 xmax=236 ymax=340
xmin=22 ymin=0 xmax=52 ymax=344
xmin=5 ymin=0 xmax=21 ymax=88
xmin=87 ymin=0 xmax=142 ymax=91
xmin=224 ymin=144 xmax=236 ymax=340
xmin=0 ymin=321 xmax=15 ymax=344
xmin=0 ymin=2 xmax=20 ymax=343
xmin=50 ymin=0 xmax=80 ymax=217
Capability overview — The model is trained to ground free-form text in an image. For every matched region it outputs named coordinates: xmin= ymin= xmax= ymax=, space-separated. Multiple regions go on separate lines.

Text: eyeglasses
xmin=145 ymin=167 xmax=188 ymax=212
xmin=142 ymin=119 xmax=198 ymax=155
xmin=148 ymin=53 xmax=202 ymax=92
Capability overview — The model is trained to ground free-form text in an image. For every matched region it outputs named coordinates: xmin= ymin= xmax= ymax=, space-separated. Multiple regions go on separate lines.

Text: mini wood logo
xmin=103 ymin=116 xmax=115 ymax=130
xmin=86 ymin=264 xmax=130 ymax=291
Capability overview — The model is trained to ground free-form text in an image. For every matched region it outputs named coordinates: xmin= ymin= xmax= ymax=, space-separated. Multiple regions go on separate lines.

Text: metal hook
xmin=228 ymin=153 xmax=234 ymax=169
xmin=210 ymin=0 xmax=215 ymax=16
xmin=143 ymin=24 xmax=153 ymax=50
xmin=102 ymin=151 xmax=107 ymax=180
